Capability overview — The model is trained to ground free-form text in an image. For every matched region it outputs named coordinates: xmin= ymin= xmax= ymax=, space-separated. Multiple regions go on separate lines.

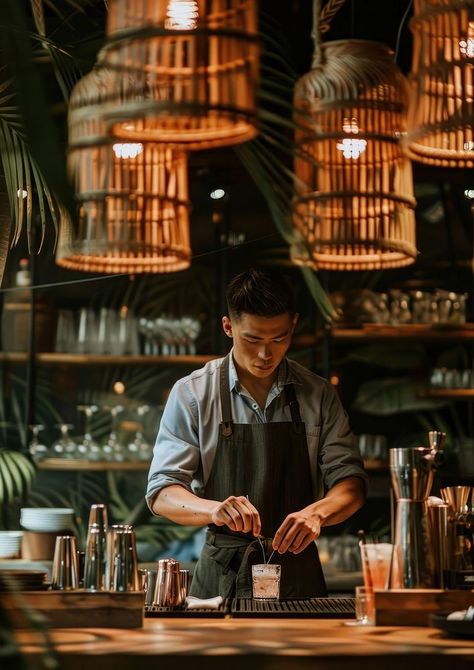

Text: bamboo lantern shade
xmin=100 ymin=0 xmax=260 ymax=150
xmin=293 ymin=40 xmax=418 ymax=271
xmin=404 ymin=0 xmax=474 ymax=167
xmin=56 ymin=67 xmax=191 ymax=274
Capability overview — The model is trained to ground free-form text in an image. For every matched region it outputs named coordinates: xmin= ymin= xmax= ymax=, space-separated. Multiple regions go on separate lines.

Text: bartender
xmin=146 ymin=268 xmax=367 ymax=598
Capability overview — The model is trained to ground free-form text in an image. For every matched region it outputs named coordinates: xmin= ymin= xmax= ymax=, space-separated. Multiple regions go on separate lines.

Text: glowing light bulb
xmin=336 ymin=118 xmax=367 ymax=160
xmin=165 ymin=0 xmax=199 ymax=30
xmin=464 ymin=141 xmax=474 ymax=151
xmin=210 ymin=188 xmax=226 ymax=200
xmin=464 ymin=189 xmax=474 ymax=199
xmin=112 ymin=143 xmax=144 ymax=159
xmin=17 ymin=189 xmax=28 ymax=199
xmin=459 ymin=22 xmax=474 ymax=57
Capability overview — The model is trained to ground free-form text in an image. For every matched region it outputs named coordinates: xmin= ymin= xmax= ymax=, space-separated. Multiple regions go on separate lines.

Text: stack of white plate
xmin=20 ymin=508 xmax=75 ymax=532
xmin=0 ymin=531 xmax=23 ymax=558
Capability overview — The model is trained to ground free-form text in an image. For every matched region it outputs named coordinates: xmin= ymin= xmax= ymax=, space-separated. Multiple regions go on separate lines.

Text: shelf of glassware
xmin=37 ymin=459 xmax=150 ymax=471
xmin=0 ymin=353 xmax=218 ymax=366
xmin=294 ymin=323 xmax=474 ymax=345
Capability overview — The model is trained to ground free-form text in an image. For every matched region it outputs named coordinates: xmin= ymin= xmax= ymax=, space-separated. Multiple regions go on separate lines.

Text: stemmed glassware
xmin=51 ymin=424 xmax=77 ymax=459
xmin=127 ymin=405 xmax=153 ymax=461
xmin=76 ymin=405 xmax=101 ymax=461
xmin=137 ymin=316 xmax=201 ymax=355
xmin=28 ymin=424 xmax=49 ymax=462
xmin=102 ymin=406 xmax=125 ymax=462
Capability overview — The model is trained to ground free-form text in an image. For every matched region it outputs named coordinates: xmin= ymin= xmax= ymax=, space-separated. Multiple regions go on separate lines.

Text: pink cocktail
xmin=360 ymin=543 xmax=399 ymax=589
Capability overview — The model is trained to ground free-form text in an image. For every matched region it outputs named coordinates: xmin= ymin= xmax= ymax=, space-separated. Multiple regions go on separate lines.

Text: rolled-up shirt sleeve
xmin=318 ymin=382 xmax=368 ymax=494
xmin=146 ymin=379 xmax=201 ymax=512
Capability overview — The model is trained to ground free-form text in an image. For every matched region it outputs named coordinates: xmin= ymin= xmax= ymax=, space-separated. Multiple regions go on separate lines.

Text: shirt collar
xmin=228 ymin=351 xmax=302 ymax=394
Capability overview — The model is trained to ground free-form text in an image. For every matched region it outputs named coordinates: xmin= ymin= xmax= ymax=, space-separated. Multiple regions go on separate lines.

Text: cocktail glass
xmin=251 ymin=564 xmax=281 ymax=600
xmin=360 ymin=542 xmax=399 ymax=589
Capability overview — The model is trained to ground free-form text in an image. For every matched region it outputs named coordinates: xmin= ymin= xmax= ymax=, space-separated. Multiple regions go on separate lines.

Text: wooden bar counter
xmin=14 ymin=617 xmax=474 ymax=670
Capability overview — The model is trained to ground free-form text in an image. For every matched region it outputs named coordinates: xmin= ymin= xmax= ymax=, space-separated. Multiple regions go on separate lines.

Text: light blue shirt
xmin=146 ymin=353 xmax=367 ymax=510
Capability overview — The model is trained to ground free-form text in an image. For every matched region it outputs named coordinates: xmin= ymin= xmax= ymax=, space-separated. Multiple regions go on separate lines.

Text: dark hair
xmin=226 ymin=268 xmax=295 ymax=319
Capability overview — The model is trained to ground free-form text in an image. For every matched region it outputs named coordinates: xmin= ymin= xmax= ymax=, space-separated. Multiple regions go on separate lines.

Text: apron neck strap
xmin=220 ymin=354 xmax=233 ymax=437
xmin=220 ymin=355 xmax=303 ymax=435
xmin=284 ymin=383 xmax=303 ymax=424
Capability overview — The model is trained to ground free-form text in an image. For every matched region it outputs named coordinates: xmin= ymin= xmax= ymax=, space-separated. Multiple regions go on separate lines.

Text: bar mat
xmin=145 ymin=598 xmax=355 ymax=618
xmin=231 ymin=597 xmax=355 ymax=618
xmin=145 ymin=599 xmax=230 ymax=618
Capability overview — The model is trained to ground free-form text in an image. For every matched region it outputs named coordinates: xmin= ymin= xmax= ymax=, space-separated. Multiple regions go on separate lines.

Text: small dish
xmin=430 ymin=612 xmax=474 ymax=638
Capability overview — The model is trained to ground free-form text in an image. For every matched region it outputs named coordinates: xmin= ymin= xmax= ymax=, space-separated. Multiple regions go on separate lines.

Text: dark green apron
xmin=189 ymin=354 xmax=327 ymax=599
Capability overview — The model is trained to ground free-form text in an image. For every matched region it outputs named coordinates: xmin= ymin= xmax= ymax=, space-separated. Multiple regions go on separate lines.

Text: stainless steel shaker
xmin=440 ymin=486 xmax=474 ymax=587
xmin=84 ymin=524 xmax=105 ymax=591
xmin=51 ymin=535 xmax=79 ymax=590
xmin=105 ymin=525 xmax=140 ymax=592
xmin=179 ymin=569 xmax=190 ymax=604
xmin=390 ymin=431 xmax=445 ymax=588
xmin=153 ymin=559 xmax=182 ymax=607
xmin=139 ymin=568 xmax=158 ymax=605
xmin=84 ymin=504 xmax=109 ymax=591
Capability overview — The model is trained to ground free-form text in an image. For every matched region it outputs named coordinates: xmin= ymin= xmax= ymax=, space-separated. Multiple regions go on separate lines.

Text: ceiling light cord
xmin=394 ymin=0 xmax=413 ymax=63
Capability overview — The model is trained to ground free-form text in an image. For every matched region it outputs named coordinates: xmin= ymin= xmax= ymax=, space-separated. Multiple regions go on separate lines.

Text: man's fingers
xmin=239 ymin=498 xmax=261 ymax=536
xmin=214 ymin=496 xmax=261 ymax=534
xmin=288 ymin=527 xmax=311 ymax=554
xmin=273 ymin=517 xmax=292 ymax=551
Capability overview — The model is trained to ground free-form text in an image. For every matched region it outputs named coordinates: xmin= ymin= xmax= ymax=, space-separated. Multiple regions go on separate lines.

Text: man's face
xmin=222 ymin=312 xmax=297 ymax=380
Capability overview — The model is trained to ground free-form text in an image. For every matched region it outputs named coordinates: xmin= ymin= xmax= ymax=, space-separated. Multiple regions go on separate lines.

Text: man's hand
xmin=273 ymin=508 xmax=322 ymax=555
xmin=211 ymin=495 xmax=261 ymax=536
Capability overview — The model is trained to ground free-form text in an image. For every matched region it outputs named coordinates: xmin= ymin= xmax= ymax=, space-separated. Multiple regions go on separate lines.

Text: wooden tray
xmin=374 ymin=589 xmax=474 ymax=626
xmin=1 ymin=589 xmax=144 ymax=628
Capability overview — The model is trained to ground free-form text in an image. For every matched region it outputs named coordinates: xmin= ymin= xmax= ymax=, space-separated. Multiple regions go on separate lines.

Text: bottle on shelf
xmin=1 ymin=258 xmax=32 ymax=352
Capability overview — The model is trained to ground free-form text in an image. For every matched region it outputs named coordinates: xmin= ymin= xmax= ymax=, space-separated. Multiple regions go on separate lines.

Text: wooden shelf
xmin=424 ymin=389 xmax=474 ymax=399
xmin=37 ymin=459 xmax=149 ymax=471
xmin=294 ymin=324 xmax=474 ymax=345
xmin=0 ymin=353 xmax=218 ymax=366
xmin=363 ymin=458 xmax=389 ymax=472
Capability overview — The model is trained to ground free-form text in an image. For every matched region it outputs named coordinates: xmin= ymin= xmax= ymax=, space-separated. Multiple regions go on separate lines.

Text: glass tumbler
xmin=251 ymin=563 xmax=281 ymax=600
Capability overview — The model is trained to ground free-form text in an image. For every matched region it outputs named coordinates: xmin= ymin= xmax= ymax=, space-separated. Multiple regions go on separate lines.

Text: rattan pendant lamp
xmin=99 ymin=0 xmax=260 ymax=150
xmin=56 ymin=61 xmax=191 ymax=274
xmin=292 ymin=0 xmax=418 ymax=271
xmin=404 ymin=0 xmax=474 ymax=167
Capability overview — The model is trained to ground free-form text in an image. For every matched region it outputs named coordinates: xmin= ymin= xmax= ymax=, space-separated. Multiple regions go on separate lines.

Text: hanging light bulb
xmin=459 ymin=22 xmax=474 ymax=57
xmin=112 ymin=143 xmax=144 ymax=160
xmin=165 ymin=0 xmax=199 ymax=30
xmin=336 ymin=118 xmax=368 ymax=160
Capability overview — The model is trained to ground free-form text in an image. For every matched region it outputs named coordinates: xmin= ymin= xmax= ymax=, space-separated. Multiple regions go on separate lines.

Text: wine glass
xmin=102 ymin=405 xmax=125 ymax=462
xmin=76 ymin=405 xmax=101 ymax=461
xmin=28 ymin=424 xmax=49 ymax=462
xmin=51 ymin=424 xmax=77 ymax=459
xmin=127 ymin=405 xmax=153 ymax=462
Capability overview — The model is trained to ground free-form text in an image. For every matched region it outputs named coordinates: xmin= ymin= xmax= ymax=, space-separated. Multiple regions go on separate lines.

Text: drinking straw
xmin=358 ymin=529 xmax=374 ymax=589
xmin=246 ymin=495 xmax=270 ymax=563
xmin=386 ymin=544 xmax=395 ymax=590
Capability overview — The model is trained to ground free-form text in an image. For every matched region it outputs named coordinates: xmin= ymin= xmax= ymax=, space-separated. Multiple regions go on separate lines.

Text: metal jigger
xmin=51 ymin=535 xmax=79 ymax=590
xmin=440 ymin=486 xmax=471 ymax=514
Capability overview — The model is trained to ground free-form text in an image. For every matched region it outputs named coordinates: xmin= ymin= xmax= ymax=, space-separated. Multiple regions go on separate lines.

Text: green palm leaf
xmin=0 ymin=449 xmax=35 ymax=504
